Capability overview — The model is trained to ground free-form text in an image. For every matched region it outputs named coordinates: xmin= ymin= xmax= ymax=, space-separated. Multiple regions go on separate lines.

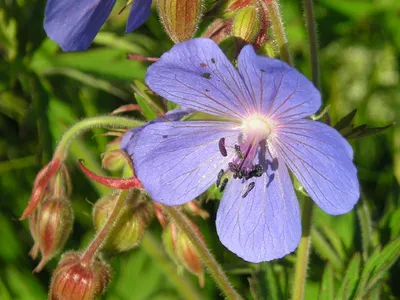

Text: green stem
xmin=292 ymin=197 xmax=313 ymax=300
xmin=80 ymin=190 xmax=129 ymax=264
xmin=141 ymin=233 xmax=202 ymax=300
xmin=304 ymin=0 xmax=320 ymax=88
xmin=265 ymin=0 xmax=292 ymax=65
xmin=162 ymin=205 xmax=243 ymax=300
xmin=292 ymin=1 xmax=321 ymax=298
xmin=53 ymin=116 xmax=144 ymax=160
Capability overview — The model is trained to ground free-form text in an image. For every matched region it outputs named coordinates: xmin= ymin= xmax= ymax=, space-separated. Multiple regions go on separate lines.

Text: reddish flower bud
xmin=49 ymin=252 xmax=110 ymax=300
xmin=157 ymin=0 xmax=204 ymax=43
xmin=34 ymin=197 xmax=73 ymax=272
xmin=93 ymin=190 xmax=153 ymax=254
xmin=162 ymin=220 xmax=205 ymax=286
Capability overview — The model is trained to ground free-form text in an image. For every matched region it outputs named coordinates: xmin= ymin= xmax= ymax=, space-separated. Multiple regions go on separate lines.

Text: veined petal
xmin=131 ymin=121 xmax=241 ymax=205
xmin=125 ymin=0 xmax=152 ymax=33
xmin=216 ymin=148 xmax=301 ymax=263
xmin=273 ymin=120 xmax=359 ymax=215
xmin=145 ymin=38 xmax=254 ymax=120
xmin=44 ymin=0 xmax=116 ymax=51
xmin=238 ymin=45 xmax=321 ymax=121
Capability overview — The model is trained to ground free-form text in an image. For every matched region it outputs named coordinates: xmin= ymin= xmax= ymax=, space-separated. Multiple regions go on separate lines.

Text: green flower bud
xmin=35 ymin=197 xmax=73 ymax=272
xmin=232 ymin=6 xmax=260 ymax=45
xmin=162 ymin=221 xmax=205 ymax=287
xmin=101 ymin=150 xmax=125 ymax=172
xmin=93 ymin=191 xmax=153 ymax=254
xmin=209 ymin=0 xmax=257 ymax=19
xmin=49 ymin=252 xmax=110 ymax=300
xmin=156 ymin=0 xmax=204 ymax=43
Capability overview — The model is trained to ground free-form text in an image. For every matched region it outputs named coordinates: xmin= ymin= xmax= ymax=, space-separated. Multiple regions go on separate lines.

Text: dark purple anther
xmin=219 ymin=138 xmax=227 ymax=157
xmin=216 ymin=169 xmax=224 ymax=187
xmin=242 ymin=182 xmax=255 ymax=198
xmin=220 ymin=178 xmax=228 ymax=192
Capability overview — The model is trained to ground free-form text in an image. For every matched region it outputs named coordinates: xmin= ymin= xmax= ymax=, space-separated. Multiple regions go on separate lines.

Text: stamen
xmin=242 ymin=182 xmax=255 ymax=198
xmin=216 ymin=169 xmax=224 ymax=187
xmin=219 ymin=137 xmax=227 ymax=157
xmin=220 ymin=178 xmax=228 ymax=192
xmin=247 ymin=164 xmax=263 ymax=179
xmin=234 ymin=145 xmax=244 ymax=159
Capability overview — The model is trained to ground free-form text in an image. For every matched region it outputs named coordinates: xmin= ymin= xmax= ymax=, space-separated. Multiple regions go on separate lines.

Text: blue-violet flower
xmin=122 ymin=38 xmax=360 ymax=262
xmin=44 ymin=0 xmax=152 ymax=51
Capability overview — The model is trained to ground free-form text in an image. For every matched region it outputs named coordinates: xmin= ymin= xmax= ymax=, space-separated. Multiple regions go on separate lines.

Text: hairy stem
xmin=304 ymin=0 xmax=320 ymax=88
xmin=264 ymin=0 xmax=292 ymax=65
xmin=80 ymin=190 xmax=129 ymax=264
xmin=292 ymin=197 xmax=314 ymax=300
xmin=162 ymin=205 xmax=243 ymax=300
xmin=53 ymin=116 xmax=144 ymax=160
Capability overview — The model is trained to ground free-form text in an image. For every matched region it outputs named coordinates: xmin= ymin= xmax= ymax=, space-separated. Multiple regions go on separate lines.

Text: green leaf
xmin=334 ymin=109 xmax=357 ymax=131
xmin=318 ymin=264 xmax=334 ymax=300
xmin=335 ymin=254 xmax=361 ymax=300
xmin=356 ymin=238 xmax=400 ymax=298
xmin=312 ymin=228 xmax=344 ymax=271
xmin=356 ymin=197 xmax=373 ymax=261
xmin=345 ymin=122 xmax=396 ymax=139
xmin=132 ymin=79 xmax=164 ymax=120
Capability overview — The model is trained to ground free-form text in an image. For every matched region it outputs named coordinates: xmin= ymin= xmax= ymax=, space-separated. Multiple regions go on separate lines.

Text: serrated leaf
xmin=355 ymin=238 xmax=400 ymax=298
xmin=318 ymin=264 xmax=334 ymax=300
xmin=335 ymin=254 xmax=361 ymax=300
xmin=334 ymin=109 xmax=357 ymax=131
xmin=346 ymin=122 xmax=396 ymax=139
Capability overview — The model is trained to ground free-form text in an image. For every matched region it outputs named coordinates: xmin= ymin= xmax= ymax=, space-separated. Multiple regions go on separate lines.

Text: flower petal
xmin=125 ymin=0 xmax=152 ymax=33
xmin=145 ymin=38 xmax=254 ymax=120
xmin=120 ymin=107 xmax=194 ymax=150
xmin=273 ymin=120 xmax=359 ymax=215
xmin=131 ymin=121 xmax=241 ymax=205
xmin=237 ymin=45 xmax=321 ymax=121
xmin=216 ymin=148 xmax=301 ymax=263
xmin=44 ymin=0 xmax=116 ymax=51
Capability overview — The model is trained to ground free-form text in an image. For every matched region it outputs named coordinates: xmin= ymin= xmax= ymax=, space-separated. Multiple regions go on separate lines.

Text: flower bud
xmin=157 ymin=0 xmax=204 ymax=43
xmin=209 ymin=0 xmax=256 ymax=18
xmin=35 ymin=197 xmax=74 ymax=272
xmin=49 ymin=252 xmax=110 ymax=300
xmin=232 ymin=6 xmax=260 ymax=45
xmin=162 ymin=221 xmax=205 ymax=286
xmin=101 ymin=149 xmax=125 ymax=172
xmin=93 ymin=191 xmax=153 ymax=254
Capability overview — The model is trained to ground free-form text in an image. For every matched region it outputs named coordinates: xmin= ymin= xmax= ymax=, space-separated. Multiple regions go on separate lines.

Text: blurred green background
xmin=0 ymin=0 xmax=399 ymax=299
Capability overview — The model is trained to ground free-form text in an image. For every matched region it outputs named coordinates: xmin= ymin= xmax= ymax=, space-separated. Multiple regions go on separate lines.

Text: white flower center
xmin=242 ymin=116 xmax=271 ymax=140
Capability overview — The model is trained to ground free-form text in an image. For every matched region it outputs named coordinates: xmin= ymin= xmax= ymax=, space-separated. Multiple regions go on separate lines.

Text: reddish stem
xmin=78 ymin=160 xmax=142 ymax=189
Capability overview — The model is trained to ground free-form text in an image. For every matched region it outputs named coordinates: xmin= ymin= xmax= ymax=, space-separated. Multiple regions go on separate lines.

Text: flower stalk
xmin=263 ymin=0 xmax=292 ymax=65
xmin=292 ymin=196 xmax=313 ymax=300
xmin=161 ymin=205 xmax=243 ymax=300
xmin=80 ymin=190 xmax=129 ymax=265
